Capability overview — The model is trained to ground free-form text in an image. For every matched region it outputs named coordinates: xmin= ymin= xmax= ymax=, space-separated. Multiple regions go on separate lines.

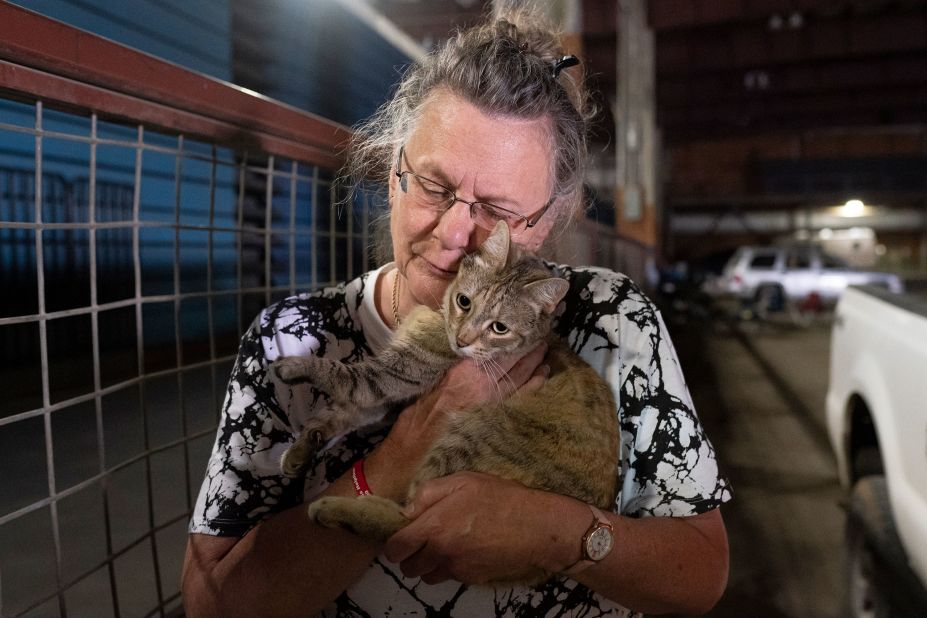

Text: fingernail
xmin=541 ymin=364 xmax=551 ymax=377
xmin=401 ymin=504 xmax=414 ymax=517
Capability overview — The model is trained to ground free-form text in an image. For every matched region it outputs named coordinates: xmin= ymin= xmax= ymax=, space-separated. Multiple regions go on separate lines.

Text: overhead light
xmin=841 ymin=199 xmax=866 ymax=217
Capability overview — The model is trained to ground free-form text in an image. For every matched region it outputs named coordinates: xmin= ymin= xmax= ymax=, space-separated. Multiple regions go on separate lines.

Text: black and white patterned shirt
xmin=190 ymin=263 xmax=732 ymax=617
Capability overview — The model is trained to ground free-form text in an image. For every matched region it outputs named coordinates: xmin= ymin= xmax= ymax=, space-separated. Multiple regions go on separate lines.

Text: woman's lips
xmin=418 ymin=256 xmax=458 ymax=278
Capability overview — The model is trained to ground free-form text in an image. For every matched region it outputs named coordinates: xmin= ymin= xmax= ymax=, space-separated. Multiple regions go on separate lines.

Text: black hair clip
xmin=551 ymin=54 xmax=580 ymax=78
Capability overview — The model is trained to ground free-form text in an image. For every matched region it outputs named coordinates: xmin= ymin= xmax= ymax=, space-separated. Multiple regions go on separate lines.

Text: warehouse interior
xmin=0 ymin=0 xmax=925 ymax=616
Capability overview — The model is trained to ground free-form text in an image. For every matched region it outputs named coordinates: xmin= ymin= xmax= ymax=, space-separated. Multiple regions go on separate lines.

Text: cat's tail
xmin=308 ymin=495 xmax=409 ymax=544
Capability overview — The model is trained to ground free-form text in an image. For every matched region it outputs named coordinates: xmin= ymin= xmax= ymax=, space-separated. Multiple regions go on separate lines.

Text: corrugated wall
xmin=9 ymin=0 xmax=233 ymax=80
xmin=230 ymin=0 xmax=412 ymax=126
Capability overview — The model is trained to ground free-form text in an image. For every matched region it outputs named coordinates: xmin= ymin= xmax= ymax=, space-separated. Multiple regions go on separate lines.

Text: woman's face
xmin=389 ymin=90 xmax=557 ymax=310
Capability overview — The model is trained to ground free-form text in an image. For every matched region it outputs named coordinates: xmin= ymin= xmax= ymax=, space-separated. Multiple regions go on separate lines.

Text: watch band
xmin=562 ymin=504 xmax=614 ymax=575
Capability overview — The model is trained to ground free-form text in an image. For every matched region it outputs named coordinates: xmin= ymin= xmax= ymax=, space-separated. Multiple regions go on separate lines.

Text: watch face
xmin=587 ymin=526 xmax=613 ymax=561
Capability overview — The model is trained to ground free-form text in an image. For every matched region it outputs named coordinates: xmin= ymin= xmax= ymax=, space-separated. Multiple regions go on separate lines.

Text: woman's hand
xmin=365 ymin=342 xmax=549 ymax=502
xmin=382 ymin=471 xmax=578 ymax=585
xmin=382 ymin=472 xmax=730 ymax=615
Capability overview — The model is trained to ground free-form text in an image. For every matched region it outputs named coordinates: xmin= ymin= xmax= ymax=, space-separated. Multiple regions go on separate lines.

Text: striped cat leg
xmin=272 ymin=306 xmax=456 ymax=407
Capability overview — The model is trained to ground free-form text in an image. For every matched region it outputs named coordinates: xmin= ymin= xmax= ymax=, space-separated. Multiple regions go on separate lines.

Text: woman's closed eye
xmin=473 ymin=202 xmax=525 ymax=228
xmin=425 ymin=185 xmax=452 ymax=199
xmin=414 ymin=175 xmax=453 ymax=200
xmin=475 ymin=203 xmax=506 ymax=221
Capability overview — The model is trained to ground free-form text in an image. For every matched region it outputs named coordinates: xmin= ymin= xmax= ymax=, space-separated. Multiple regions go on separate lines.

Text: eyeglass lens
xmin=401 ymin=172 xmax=528 ymax=232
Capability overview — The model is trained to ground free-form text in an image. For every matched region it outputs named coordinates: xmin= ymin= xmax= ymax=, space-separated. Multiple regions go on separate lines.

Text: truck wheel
xmin=852 ymin=446 xmax=883 ymax=480
xmin=754 ymin=285 xmax=784 ymax=320
xmin=845 ymin=476 xmax=911 ymax=617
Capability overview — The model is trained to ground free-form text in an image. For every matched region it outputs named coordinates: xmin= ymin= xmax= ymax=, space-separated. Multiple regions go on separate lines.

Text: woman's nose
xmin=433 ymin=200 xmax=478 ymax=251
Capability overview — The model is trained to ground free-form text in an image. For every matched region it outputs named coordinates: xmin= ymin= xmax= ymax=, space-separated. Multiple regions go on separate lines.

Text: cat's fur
xmin=272 ymin=222 xmax=619 ymax=583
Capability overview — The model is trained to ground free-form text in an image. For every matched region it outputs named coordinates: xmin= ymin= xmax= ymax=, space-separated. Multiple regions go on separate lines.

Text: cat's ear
xmin=479 ymin=221 xmax=511 ymax=269
xmin=523 ymin=278 xmax=569 ymax=315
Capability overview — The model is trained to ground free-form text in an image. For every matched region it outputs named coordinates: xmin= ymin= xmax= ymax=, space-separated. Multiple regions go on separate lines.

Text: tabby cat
xmin=272 ymin=222 xmax=619 ymax=583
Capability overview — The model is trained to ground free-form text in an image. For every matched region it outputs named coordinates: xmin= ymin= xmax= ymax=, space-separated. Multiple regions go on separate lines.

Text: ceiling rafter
xmin=649 ymin=0 xmax=927 ymax=31
xmin=658 ymin=52 xmax=927 ymax=105
xmin=655 ymin=7 xmax=927 ymax=76
xmin=375 ymin=0 xmax=927 ymax=140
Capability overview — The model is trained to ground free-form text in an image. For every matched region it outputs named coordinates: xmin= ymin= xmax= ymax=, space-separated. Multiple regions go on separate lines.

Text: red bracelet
xmin=351 ymin=459 xmax=372 ymax=496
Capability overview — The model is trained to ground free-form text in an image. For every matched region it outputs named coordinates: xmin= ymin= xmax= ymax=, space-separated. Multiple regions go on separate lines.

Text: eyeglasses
xmin=394 ymin=146 xmax=553 ymax=235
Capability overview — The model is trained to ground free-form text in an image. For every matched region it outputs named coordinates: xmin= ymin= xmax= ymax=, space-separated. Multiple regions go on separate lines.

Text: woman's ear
xmin=388 ymin=158 xmax=398 ymax=207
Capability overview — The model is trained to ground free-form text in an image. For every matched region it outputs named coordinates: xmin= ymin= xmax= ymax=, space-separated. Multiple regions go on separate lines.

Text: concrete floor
xmin=668 ymin=312 xmax=846 ymax=617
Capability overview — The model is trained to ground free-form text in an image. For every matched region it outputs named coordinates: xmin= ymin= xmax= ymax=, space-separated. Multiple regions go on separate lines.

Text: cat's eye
xmin=491 ymin=321 xmax=508 ymax=334
xmin=456 ymin=294 xmax=471 ymax=310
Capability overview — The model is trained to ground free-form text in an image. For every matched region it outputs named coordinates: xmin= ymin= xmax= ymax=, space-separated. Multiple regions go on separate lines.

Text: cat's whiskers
xmin=424 ymin=287 xmax=443 ymax=309
xmin=480 ymin=356 xmax=516 ymax=403
xmin=476 ymin=358 xmax=505 ymax=402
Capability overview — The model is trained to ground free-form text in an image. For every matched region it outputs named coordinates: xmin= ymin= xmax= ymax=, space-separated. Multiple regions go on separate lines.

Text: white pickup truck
xmin=826 ymin=285 xmax=927 ymax=615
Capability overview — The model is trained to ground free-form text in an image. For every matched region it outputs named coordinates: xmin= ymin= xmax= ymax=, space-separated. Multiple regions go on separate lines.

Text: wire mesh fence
xmin=0 ymin=97 xmax=380 ymax=617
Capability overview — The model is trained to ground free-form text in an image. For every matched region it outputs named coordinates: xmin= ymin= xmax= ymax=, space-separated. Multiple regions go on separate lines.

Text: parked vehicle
xmin=703 ymin=244 xmax=903 ymax=317
xmin=826 ymin=285 xmax=927 ymax=616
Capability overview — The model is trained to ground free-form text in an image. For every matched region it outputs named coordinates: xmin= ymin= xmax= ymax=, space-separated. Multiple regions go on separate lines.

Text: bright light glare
xmin=841 ymin=199 xmax=866 ymax=217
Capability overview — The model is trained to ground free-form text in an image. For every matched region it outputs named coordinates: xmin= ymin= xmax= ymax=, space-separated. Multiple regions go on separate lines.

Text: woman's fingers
xmin=516 ymin=364 xmax=550 ymax=396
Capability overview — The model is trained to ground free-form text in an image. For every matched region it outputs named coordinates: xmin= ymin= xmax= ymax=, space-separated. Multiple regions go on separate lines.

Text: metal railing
xmin=0 ymin=3 xmax=379 ymax=616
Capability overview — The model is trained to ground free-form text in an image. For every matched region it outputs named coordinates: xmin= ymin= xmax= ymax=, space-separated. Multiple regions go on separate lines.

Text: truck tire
xmin=852 ymin=446 xmax=883 ymax=480
xmin=845 ymin=476 xmax=927 ymax=617
xmin=754 ymin=284 xmax=784 ymax=320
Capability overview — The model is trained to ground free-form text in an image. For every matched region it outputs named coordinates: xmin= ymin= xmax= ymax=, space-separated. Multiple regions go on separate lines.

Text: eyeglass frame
xmin=393 ymin=145 xmax=554 ymax=233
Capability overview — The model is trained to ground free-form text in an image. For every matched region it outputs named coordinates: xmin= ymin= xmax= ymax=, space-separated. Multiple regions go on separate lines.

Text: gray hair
xmin=342 ymin=6 xmax=595 ymax=261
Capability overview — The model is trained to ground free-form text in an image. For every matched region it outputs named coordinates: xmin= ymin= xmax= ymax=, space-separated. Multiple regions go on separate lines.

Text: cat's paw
xmin=280 ymin=429 xmax=326 ymax=476
xmin=271 ymin=357 xmax=314 ymax=384
xmin=308 ymin=495 xmax=409 ymax=543
xmin=280 ymin=444 xmax=306 ymax=477
xmin=307 ymin=497 xmax=348 ymax=530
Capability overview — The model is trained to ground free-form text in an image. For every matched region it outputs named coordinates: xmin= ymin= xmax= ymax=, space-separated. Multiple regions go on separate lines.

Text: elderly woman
xmin=182 ymin=9 xmax=731 ymax=617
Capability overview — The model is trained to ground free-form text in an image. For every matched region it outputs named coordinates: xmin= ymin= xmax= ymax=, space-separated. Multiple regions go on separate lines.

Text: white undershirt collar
xmin=358 ymin=263 xmax=396 ymax=355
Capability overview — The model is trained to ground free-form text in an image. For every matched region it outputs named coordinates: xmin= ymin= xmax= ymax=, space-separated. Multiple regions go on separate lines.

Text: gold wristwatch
xmin=562 ymin=504 xmax=614 ymax=575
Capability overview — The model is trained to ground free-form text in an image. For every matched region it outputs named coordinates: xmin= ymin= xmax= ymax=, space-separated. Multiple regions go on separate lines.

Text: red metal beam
xmin=0 ymin=1 xmax=351 ymax=164
xmin=0 ymin=60 xmax=343 ymax=169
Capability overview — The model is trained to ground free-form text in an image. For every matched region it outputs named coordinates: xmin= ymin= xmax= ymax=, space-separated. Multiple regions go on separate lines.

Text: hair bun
xmin=492 ymin=9 xmax=562 ymax=62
